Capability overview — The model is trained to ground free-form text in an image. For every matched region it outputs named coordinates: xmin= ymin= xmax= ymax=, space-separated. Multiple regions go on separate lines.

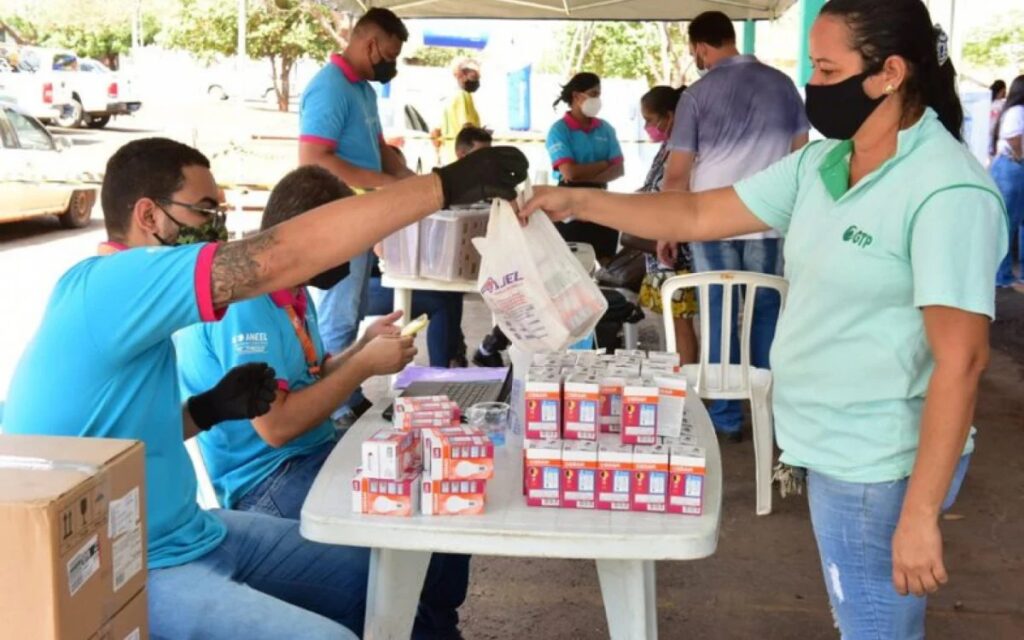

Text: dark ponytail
xmin=554 ymin=72 xmax=600 ymax=109
xmin=641 ymin=85 xmax=686 ymax=117
xmin=821 ymin=0 xmax=963 ymax=140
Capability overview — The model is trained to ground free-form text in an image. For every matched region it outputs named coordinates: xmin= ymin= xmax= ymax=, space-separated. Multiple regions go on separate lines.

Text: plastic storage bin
xmin=418 ymin=207 xmax=489 ymax=281
xmin=382 ymin=221 xmax=420 ymax=277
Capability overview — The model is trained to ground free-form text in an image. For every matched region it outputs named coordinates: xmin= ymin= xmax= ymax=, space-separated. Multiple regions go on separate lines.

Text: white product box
xmin=646 ymin=351 xmax=682 ymax=366
xmin=524 ymin=439 xmax=563 ymax=507
xmin=563 ymin=373 xmax=601 ymax=440
xmin=596 ymin=441 xmax=634 ymax=510
xmin=621 ymin=378 xmax=658 ymax=445
xmin=598 ymin=373 xmax=627 ymax=434
xmin=631 ymin=444 xmax=670 ymax=513
xmin=361 ymin=429 xmax=417 ymax=480
xmin=561 ymin=441 xmax=599 ymax=509
xmin=425 ymin=433 xmax=495 ymax=481
xmin=654 ymin=374 xmax=688 ymax=439
xmin=525 ymin=370 xmax=562 ymax=440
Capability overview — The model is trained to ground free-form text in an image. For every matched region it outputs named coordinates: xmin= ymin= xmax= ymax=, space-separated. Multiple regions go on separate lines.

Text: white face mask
xmin=581 ymin=96 xmax=602 ymax=118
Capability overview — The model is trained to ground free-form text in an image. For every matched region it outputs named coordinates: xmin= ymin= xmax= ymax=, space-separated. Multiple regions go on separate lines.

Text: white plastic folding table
xmin=301 ymin=399 xmax=721 ymax=640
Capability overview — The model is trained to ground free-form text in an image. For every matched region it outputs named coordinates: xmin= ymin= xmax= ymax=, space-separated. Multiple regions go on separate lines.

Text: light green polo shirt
xmin=734 ymin=109 xmax=1008 ymax=483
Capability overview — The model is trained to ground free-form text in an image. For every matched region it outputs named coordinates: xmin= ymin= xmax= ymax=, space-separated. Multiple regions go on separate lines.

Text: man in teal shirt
xmin=4 ymin=136 xmax=527 ymax=638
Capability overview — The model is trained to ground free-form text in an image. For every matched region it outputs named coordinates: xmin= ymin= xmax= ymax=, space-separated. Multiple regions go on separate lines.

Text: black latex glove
xmin=187 ymin=362 xmax=277 ymax=431
xmin=433 ymin=146 xmax=529 ymax=207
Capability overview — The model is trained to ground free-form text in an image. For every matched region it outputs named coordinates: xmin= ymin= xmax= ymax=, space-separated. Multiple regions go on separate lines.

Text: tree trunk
xmin=278 ymin=58 xmax=293 ymax=112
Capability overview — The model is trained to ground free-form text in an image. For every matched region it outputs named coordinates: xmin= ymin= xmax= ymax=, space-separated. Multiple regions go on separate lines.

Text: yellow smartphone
xmin=400 ymin=314 xmax=429 ymax=337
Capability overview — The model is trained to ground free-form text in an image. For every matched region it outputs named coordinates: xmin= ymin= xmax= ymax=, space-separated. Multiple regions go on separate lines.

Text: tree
xmin=548 ymin=22 xmax=691 ymax=86
xmin=963 ymin=13 xmax=1024 ymax=71
xmin=163 ymin=0 xmax=334 ymax=111
xmin=404 ymin=46 xmax=475 ymax=68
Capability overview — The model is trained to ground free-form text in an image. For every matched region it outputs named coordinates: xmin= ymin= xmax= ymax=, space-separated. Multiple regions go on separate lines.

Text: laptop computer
xmin=382 ymin=368 xmax=513 ymax=421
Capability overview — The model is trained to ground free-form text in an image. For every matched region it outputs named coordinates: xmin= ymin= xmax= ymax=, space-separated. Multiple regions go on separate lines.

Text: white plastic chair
xmin=661 ymin=271 xmax=788 ymax=516
xmin=185 ymin=438 xmax=221 ymax=510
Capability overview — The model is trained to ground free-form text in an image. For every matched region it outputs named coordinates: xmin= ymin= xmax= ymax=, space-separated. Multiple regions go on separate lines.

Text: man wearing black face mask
xmin=176 ymin=165 xmax=471 ymax=639
xmin=298 ymin=7 xmax=415 ymax=428
xmin=435 ymin=58 xmax=483 ymax=163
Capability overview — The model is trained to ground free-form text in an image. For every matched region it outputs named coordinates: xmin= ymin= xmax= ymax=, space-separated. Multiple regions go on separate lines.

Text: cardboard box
xmin=596 ymin=441 xmax=633 ymax=511
xmin=561 ymin=441 xmax=598 ymax=509
xmin=598 ymin=373 xmax=627 ymax=434
xmin=621 ymin=378 xmax=658 ymax=445
xmin=393 ymin=403 xmax=460 ymax=431
xmin=646 ymin=351 xmax=682 ymax=366
xmin=525 ymin=370 xmax=562 ymax=440
xmin=563 ymin=373 xmax=600 ymax=441
xmin=524 ymin=439 xmax=562 ymax=507
xmin=425 ymin=433 xmax=494 ymax=481
xmin=654 ymin=374 xmax=688 ymax=439
xmin=669 ymin=446 xmax=707 ymax=515
xmin=0 ymin=435 xmax=147 ymax=640
xmin=631 ymin=445 xmax=670 ymax=513
xmin=351 ymin=469 xmax=420 ymax=516
xmin=615 ymin=349 xmax=646 ymax=358
xmin=361 ymin=429 xmax=417 ymax=480
xmin=421 ymin=479 xmax=487 ymax=515
xmin=641 ymin=361 xmax=679 ymax=376
xmin=89 ymin=585 xmax=148 ymax=640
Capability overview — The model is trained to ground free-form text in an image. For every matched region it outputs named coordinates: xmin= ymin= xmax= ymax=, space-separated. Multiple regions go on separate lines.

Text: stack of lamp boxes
xmin=523 ymin=349 xmax=706 ymax=515
xmin=352 ymin=396 xmax=494 ymax=516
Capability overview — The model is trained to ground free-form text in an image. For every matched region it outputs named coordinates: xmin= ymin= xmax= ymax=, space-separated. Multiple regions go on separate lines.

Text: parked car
xmin=0 ymin=54 xmax=72 ymax=122
xmin=0 ymin=100 xmax=97 ymax=228
xmin=16 ymin=47 xmax=141 ymax=129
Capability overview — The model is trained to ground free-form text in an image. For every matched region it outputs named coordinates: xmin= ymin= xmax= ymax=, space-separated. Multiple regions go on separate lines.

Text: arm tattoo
xmin=211 ymin=230 xmax=278 ymax=307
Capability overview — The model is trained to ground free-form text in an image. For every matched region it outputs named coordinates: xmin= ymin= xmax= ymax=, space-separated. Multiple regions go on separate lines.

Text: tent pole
xmin=742 ymin=19 xmax=756 ymax=55
xmin=797 ymin=0 xmax=825 ymax=86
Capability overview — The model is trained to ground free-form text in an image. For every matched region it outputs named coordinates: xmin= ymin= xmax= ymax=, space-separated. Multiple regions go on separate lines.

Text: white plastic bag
xmin=471 ymin=189 xmax=607 ymax=353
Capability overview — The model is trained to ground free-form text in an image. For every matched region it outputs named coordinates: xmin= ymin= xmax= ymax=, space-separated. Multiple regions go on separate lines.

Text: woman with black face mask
xmin=521 ymin=1 xmax=1008 ymax=636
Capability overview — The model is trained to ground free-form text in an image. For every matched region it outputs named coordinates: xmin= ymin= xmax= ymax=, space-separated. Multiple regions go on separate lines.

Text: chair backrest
xmin=661 ymin=271 xmax=788 ymax=395
xmin=184 ymin=437 xmax=221 ymax=510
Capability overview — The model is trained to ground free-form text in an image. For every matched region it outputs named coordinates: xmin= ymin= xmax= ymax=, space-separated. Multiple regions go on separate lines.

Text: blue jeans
xmin=991 ymin=156 xmax=1024 ymax=286
xmin=236 ymin=436 xmax=469 ymax=637
xmin=310 ymin=250 xmax=374 ymax=416
xmin=689 ymin=239 xmax=783 ymax=433
xmin=366 ymin=276 xmax=465 ymax=368
xmin=807 ymin=455 xmax=970 ymax=639
xmin=148 ymin=509 xmax=365 ymax=640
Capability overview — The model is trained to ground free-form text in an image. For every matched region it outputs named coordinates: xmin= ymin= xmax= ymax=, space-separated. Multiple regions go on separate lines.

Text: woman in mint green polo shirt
xmin=522 ymin=1 xmax=1007 ymax=637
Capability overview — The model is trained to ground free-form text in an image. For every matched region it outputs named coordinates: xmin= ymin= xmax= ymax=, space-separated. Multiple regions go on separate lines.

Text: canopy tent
xmin=335 ymin=0 xmax=798 ymax=21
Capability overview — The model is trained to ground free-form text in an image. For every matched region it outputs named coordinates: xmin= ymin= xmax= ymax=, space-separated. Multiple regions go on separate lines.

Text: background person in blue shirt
xmin=521 ymin=1 xmax=1005 ymax=635
xmin=3 ymin=136 xmax=527 ymax=639
xmin=299 ymin=7 xmax=415 ymax=427
xmin=545 ymin=71 xmax=625 ymax=261
xmin=178 ymin=164 xmax=470 ymax=638
xmin=662 ymin=11 xmax=809 ymax=442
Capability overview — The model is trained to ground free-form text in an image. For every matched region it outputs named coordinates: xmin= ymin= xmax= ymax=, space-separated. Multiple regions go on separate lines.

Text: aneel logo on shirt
xmin=842 ymin=225 xmax=873 ymax=249
xmin=232 ymin=332 xmax=269 ymax=354
xmin=480 ymin=271 xmax=523 ymax=295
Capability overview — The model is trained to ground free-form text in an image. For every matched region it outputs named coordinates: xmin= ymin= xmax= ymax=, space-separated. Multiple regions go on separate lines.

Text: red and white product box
xmin=641 ymin=361 xmax=679 ymax=376
xmin=394 ymin=396 xmax=453 ymax=417
xmin=615 ymin=349 xmax=646 ymax=358
xmin=654 ymin=374 xmax=688 ymax=439
xmin=398 ymin=413 xmax=462 ymax=431
xmin=561 ymin=441 xmax=599 ymax=509
xmin=598 ymin=373 xmax=627 ymax=434
xmin=596 ymin=441 xmax=634 ymax=510
xmin=352 ymin=469 xmax=420 ymax=516
xmin=559 ymin=352 xmax=580 ymax=367
xmin=646 ymin=351 xmax=682 ymax=366
xmin=524 ymin=439 xmax=563 ymax=507
xmin=610 ymin=360 xmax=642 ymax=377
xmin=563 ymin=373 xmax=600 ymax=440
xmin=421 ymin=425 xmax=481 ymax=474
xmin=631 ymin=444 xmax=670 ymax=513
xmin=532 ymin=353 xmax=562 ymax=367
xmin=661 ymin=433 xmax=698 ymax=448
xmin=421 ymin=479 xmax=487 ymax=515
xmin=668 ymin=445 xmax=706 ymax=515
xmin=426 ymin=433 xmax=495 ymax=481
xmin=525 ymin=371 xmax=562 ymax=440
xmin=621 ymin=379 xmax=658 ymax=446
xmin=361 ymin=429 xmax=417 ymax=480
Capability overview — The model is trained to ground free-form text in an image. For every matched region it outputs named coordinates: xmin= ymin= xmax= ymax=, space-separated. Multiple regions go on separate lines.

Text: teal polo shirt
xmin=3 ymin=243 xmax=228 ymax=569
xmin=176 ymin=287 xmax=336 ymax=508
xmin=299 ymin=52 xmax=383 ymax=172
xmin=546 ymin=113 xmax=623 ymax=183
xmin=734 ymin=109 xmax=1008 ymax=483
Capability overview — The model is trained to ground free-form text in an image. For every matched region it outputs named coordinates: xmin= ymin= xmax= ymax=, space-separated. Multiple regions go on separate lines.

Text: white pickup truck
xmin=0 ymin=60 xmax=72 ymax=122
xmin=17 ymin=47 xmax=141 ymax=129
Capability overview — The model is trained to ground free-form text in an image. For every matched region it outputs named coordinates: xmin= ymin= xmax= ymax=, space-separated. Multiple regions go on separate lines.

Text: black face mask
xmin=309 ymin=263 xmax=350 ymax=290
xmin=463 ymin=79 xmax=480 ymax=93
xmin=155 ymin=204 xmax=228 ymax=246
xmin=805 ymin=71 xmax=886 ymax=140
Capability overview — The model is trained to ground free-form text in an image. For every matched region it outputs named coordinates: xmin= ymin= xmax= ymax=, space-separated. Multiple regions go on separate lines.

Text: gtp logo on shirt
xmin=843 ymin=225 xmax=873 ymax=249
xmin=232 ymin=333 xmax=269 ymax=354
xmin=480 ymin=271 xmax=523 ymax=294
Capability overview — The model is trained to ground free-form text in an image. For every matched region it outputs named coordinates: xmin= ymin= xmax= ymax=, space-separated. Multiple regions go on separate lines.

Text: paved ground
xmin=2 ymin=101 xmax=1022 ymax=639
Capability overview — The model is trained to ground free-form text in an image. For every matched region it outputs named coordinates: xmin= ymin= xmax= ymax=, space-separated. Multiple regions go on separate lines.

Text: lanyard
xmin=282 ymin=305 xmax=321 ymax=378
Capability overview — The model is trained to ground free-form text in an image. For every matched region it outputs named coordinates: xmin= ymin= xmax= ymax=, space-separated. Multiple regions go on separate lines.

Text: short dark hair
xmin=101 ymin=137 xmax=210 ymax=239
xmin=261 ymin=166 xmax=355 ymax=231
xmin=554 ymin=72 xmax=601 ymax=108
xmin=688 ymin=11 xmax=736 ymax=47
xmin=641 ymin=85 xmax=686 ymax=116
xmin=455 ymin=126 xmax=492 ymax=155
xmin=354 ymin=8 xmax=408 ymax=42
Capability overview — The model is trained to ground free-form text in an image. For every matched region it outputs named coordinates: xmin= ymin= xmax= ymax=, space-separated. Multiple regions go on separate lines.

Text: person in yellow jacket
xmin=433 ymin=58 xmax=482 ymax=163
